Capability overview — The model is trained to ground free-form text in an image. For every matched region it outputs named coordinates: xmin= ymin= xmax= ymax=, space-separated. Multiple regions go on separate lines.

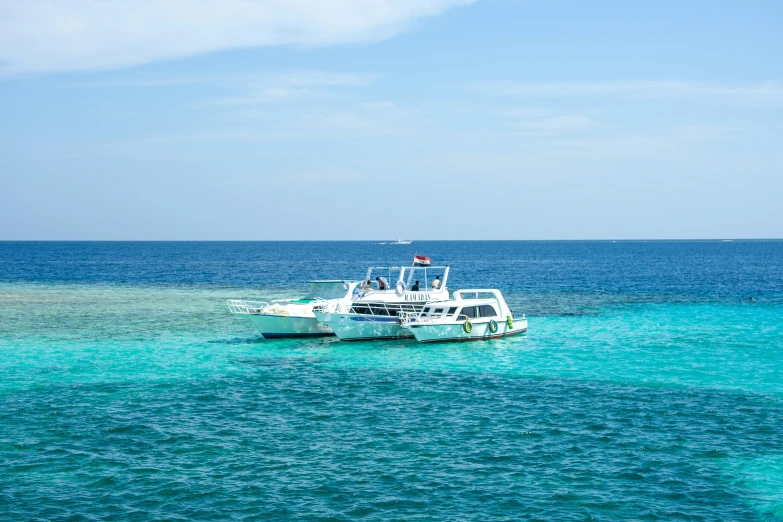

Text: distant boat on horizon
xmin=389 ymin=238 xmax=412 ymax=245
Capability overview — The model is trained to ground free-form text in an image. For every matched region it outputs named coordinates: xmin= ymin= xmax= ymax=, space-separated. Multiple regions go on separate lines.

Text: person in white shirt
xmin=430 ymin=276 xmax=441 ymax=289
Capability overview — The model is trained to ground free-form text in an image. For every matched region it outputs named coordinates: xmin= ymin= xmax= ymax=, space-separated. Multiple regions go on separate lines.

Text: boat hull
xmin=244 ymin=314 xmax=334 ymax=339
xmin=407 ymin=318 xmax=528 ymax=343
xmin=315 ymin=311 xmax=412 ymax=341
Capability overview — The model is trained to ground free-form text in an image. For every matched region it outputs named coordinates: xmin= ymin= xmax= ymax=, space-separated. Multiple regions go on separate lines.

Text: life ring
xmin=463 ymin=320 xmax=473 ymax=334
xmin=488 ymin=319 xmax=498 ymax=333
xmin=506 ymin=316 xmax=513 ymax=329
xmin=395 ymin=280 xmax=406 ymax=297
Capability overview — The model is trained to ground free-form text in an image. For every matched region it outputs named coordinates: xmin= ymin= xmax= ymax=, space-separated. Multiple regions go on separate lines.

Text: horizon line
xmin=1 ymin=238 xmax=782 ymax=243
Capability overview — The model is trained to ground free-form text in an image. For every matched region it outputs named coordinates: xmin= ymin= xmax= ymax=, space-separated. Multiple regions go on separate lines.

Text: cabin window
xmin=448 ymin=307 xmax=458 ymax=315
xmin=460 ymin=307 xmax=476 ymax=319
xmin=477 ymin=305 xmax=498 ymax=317
xmin=434 ymin=308 xmax=444 ymax=315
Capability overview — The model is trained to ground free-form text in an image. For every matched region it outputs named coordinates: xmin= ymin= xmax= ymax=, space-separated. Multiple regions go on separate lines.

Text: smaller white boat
xmin=227 ymin=280 xmax=358 ymax=339
xmin=389 ymin=238 xmax=412 ymax=245
xmin=400 ymin=289 xmax=527 ymax=343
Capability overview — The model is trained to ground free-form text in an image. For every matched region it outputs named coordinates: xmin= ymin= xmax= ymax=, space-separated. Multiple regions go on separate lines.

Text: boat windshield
xmin=305 ymin=282 xmax=350 ymax=300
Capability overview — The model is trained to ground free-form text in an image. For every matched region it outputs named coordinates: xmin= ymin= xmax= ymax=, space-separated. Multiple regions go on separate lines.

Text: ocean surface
xmin=1 ymin=240 xmax=782 ymax=521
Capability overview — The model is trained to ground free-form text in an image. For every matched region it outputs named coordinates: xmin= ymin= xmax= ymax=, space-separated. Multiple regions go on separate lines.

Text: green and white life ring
xmin=463 ymin=320 xmax=473 ymax=334
xmin=488 ymin=319 xmax=498 ymax=333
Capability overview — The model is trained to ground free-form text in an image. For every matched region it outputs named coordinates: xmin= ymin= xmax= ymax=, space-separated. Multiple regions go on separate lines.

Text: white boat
xmin=227 ymin=280 xmax=358 ymax=339
xmin=400 ymin=289 xmax=527 ymax=343
xmin=314 ymin=265 xmax=450 ymax=341
xmin=389 ymin=238 xmax=412 ymax=245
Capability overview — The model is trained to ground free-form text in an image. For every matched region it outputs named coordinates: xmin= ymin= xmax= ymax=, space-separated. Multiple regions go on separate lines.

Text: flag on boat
xmin=413 ymin=254 xmax=431 ymax=267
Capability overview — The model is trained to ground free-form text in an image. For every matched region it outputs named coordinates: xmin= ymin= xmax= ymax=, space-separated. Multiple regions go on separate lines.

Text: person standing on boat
xmin=376 ymin=276 xmax=389 ymax=290
xmin=430 ymin=276 xmax=441 ymax=290
xmin=411 ymin=280 xmax=420 ymax=291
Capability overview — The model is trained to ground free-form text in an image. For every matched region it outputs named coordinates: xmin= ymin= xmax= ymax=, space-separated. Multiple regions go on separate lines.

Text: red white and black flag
xmin=413 ymin=254 xmax=431 ymax=267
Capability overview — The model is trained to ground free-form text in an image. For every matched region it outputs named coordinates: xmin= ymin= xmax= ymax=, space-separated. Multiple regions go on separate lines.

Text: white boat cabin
xmin=399 ymin=289 xmax=527 ymax=343
xmin=401 ymin=289 xmax=516 ymax=325
xmin=353 ymin=265 xmax=450 ymax=302
xmin=315 ymin=265 xmax=451 ymax=318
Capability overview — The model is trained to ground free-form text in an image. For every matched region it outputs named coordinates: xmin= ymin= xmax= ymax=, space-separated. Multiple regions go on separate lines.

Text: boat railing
xmin=226 ymin=299 xmax=269 ymax=315
xmin=399 ymin=310 xmax=458 ymax=326
xmin=350 ymin=301 xmax=426 ymax=318
xmin=398 ymin=311 xmax=420 ymax=325
xmin=364 ymin=265 xmax=450 ymax=290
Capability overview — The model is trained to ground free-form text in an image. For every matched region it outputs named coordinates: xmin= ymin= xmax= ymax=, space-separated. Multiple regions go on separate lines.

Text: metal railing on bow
xmin=226 ymin=300 xmax=269 ymax=315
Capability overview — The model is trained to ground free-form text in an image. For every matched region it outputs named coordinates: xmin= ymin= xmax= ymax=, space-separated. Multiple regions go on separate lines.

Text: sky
xmin=0 ymin=0 xmax=781 ymax=240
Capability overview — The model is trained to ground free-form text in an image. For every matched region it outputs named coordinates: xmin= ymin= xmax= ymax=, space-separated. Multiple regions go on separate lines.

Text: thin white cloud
xmin=355 ymin=101 xmax=397 ymax=110
xmin=514 ymin=114 xmax=600 ymax=136
xmin=64 ymin=69 xmax=373 ymax=91
xmin=477 ymin=80 xmax=783 ymax=107
xmin=409 ymin=124 xmax=737 ymax=175
xmin=216 ymin=87 xmax=314 ymax=106
xmin=0 ymin=0 xmax=475 ymax=75
xmin=493 ymin=107 xmax=601 ymax=137
xmin=62 ymin=74 xmax=209 ymax=88
xmin=499 ymin=107 xmax=554 ymax=119
xmin=506 ymin=124 xmax=736 ymax=163
xmin=207 ymin=70 xmax=375 ymax=105
xmin=92 ymin=98 xmax=417 ymax=147
xmin=260 ymin=70 xmax=374 ymax=88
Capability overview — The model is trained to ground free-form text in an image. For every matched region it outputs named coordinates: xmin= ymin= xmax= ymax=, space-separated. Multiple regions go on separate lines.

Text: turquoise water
xmin=1 ymin=241 xmax=782 ymax=520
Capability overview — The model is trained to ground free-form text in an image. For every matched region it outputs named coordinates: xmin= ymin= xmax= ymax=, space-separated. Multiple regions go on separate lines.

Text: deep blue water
xmin=1 ymin=241 xmax=782 ymax=520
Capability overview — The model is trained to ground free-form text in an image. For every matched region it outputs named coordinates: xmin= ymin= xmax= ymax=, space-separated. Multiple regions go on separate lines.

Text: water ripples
xmin=2 ymin=361 xmax=782 ymax=520
xmin=2 ymin=242 xmax=783 ymax=519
